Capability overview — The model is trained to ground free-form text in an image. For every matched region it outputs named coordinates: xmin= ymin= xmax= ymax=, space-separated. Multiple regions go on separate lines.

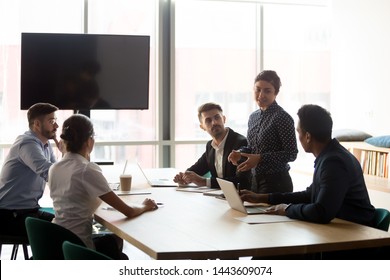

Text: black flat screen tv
xmin=21 ymin=33 xmax=150 ymax=110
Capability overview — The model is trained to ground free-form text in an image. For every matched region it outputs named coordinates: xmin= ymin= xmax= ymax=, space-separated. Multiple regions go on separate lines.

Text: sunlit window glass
xmin=87 ymin=0 xmax=157 ymax=166
xmin=174 ymin=0 xmax=258 ymax=168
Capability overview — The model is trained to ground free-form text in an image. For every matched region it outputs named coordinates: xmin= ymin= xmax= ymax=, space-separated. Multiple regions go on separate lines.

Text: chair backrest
xmin=25 ymin=217 xmax=85 ymax=260
xmin=373 ymin=208 xmax=390 ymax=231
xmin=62 ymin=241 xmax=112 ymax=260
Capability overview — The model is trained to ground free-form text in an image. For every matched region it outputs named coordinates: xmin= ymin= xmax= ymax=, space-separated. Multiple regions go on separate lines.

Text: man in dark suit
xmin=174 ymin=102 xmax=251 ymax=189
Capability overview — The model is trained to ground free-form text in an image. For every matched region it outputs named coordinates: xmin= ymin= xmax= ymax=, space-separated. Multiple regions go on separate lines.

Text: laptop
xmin=137 ymin=162 xmax=178 ymax=187
xmin=216 ymin=178 xmax=268 ymax=215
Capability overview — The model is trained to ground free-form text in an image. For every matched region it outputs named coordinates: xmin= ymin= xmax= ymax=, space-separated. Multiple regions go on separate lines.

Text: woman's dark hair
xmin=297 ymin=104 xmax=333 ymax=142
xmin=254 ymin=70 xmax=282 ymax=94
xmin=60 ymin=114 xmax=94 ymax=153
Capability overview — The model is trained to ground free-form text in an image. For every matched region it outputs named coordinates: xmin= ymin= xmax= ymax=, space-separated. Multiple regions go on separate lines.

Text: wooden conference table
xmin=94 ymin=165 xmax=390 ymax=260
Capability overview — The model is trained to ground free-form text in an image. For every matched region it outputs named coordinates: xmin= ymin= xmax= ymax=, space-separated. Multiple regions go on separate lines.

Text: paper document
xmin=203 ymin=190 xmax=224 ymax=197
xmin=236 ymin=215 xmax=296 ymax=224
xmin=114 ymin=191 xmax=152 ymax=196
xmin=176 ymin=186 xmax=214 ymax=193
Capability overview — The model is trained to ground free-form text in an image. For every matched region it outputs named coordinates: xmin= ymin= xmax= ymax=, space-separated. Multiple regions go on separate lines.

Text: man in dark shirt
xmin=240 ymin=104 xmax=375 ymax=227
xmin=174 ymin=102 xmax=251 ymax=189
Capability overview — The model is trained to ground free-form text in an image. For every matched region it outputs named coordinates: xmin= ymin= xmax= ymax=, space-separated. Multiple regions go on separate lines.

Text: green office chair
xmin=373 ymin=208 xmax=390 ymax=231
xmin=62 ymin=241 xmax=113 ymax=260
xmin=25 ymin=217 xmax=85 ymax=260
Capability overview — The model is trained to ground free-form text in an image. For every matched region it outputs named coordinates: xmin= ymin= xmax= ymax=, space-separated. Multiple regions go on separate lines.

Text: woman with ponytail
xmin=48 ymin=114 xmax=157 ymax=259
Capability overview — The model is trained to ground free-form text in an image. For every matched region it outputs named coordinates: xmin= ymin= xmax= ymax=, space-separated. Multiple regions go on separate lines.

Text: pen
xmin=116 ymin=192 xmax=152 ymax=196
xmin=102 ymin=206 xmax=116 ymax=211
xmin=237 ymin=183 xmax=241 ymax=195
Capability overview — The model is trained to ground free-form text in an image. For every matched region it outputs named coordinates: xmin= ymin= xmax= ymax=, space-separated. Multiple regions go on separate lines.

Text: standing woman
xmin=49 ymin=114 xmax=157 ymax=259
xmin=228 ymin=70 xmax=298 ymax=193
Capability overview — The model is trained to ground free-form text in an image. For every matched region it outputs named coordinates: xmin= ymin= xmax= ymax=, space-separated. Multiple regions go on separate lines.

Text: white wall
xmin=368 ymin=189 xmax=390 ymax=210
xmin=330 ymin=0 xmax=390 ymax=136
xmin=330 ymin=0 xmax=390 ymax=211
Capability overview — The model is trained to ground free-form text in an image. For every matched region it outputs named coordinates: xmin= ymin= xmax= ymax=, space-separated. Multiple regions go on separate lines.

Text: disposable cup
xmin=119 ymin=174 xmax=132 ymax=192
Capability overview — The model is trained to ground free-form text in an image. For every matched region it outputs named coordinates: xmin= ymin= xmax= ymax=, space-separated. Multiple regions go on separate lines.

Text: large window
xmin=174 ymin=0 xmax=259 ymax=170
xmin=0 ymin=0 xmax=330 ymax=170
xmin=0 ymin=0 xmax=158 ymax=167
xmin=87 ymin=0 xmax=158 ymax=166
xmin=262 ymin=4 xmax=331 ymax=115
xmin=262 ymin=4 xmax=331 ymax=167
xmin=0 ymin=0 xmax=81 ymax=161
xmin=173 ymin=0 xmax=331 ymax=170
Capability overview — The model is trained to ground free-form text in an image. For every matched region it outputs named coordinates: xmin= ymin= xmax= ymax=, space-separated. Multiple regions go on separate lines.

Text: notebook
xmin=216 ymin=178 xmax=268 ymax=215
xmin=137 ymin=162 xmax=178 ymax=187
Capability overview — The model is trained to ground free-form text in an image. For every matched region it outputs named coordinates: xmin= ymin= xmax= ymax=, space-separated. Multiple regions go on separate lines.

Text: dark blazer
xmin=187 ymin=128 xmax=251 ymax=189
xmin=269 ymin=139 xmax=375 ymax=226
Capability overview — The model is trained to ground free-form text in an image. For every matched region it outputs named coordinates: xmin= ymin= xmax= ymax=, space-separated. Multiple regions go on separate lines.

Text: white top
xmin=211 ymin=129 xmax=229 ymax=178
xmin=48 ymin=153 xmax=111 ymax=248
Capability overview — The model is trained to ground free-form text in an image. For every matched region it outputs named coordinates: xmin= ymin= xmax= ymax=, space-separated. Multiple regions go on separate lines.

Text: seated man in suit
xmin=240 ymin=104 xmax=378 ymax=259
xmin=174 ymin=102 xmax=251 ymax=189
xmin=240 ymin=104 xmax=375 ymax=226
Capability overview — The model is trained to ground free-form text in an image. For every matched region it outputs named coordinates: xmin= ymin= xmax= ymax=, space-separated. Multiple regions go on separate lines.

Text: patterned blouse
xmin=246 ymin=101 xmax=298 ymax=176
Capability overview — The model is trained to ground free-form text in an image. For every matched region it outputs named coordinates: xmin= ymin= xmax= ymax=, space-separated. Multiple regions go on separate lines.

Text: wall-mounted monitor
xmin=21 ymin=33 xmax=150 ymax=110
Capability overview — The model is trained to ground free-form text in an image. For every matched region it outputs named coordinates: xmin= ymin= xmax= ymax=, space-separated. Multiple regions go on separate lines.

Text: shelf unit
xmin=340 ymin=142 xmax=390 ymax=193
xmin=341 ymin=141 xmax=390 ymax=178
